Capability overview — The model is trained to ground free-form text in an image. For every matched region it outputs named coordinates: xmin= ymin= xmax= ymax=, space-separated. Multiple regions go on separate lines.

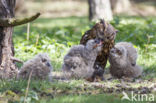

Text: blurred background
xmin=15 ymin=0 xmax=156 ymax=18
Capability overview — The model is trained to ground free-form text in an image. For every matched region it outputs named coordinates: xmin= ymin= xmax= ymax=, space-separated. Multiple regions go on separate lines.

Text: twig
xmin=0 ymin=13 xmax=40 ymax=27
xmin=145 ymin=34 xmax=153 ymax=52
xmin=27 ymin=23 xmax=30 ymax=41
xmin=35 ymin=34 xmax=39 ymax=45
xmin=24 ymin=69 xmax=33 ymax=103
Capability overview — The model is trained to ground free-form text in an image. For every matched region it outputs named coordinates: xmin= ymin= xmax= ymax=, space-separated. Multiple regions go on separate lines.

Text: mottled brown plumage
xmin=80 ymin=19 xmax=118 ymax=81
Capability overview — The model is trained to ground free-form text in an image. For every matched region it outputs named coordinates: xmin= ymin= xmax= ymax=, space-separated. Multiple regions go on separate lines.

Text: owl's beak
xmin=46 ymin=62 xmax=53 ymax=70
xmin=97 ymin=41 xmax=103 ymax=46
xmin=93 ymin=41 xmax=103 ymax=49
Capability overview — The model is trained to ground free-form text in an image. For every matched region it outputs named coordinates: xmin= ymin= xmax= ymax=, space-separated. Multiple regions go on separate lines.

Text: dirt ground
xmin=52 ymin=72 xmax=156 ymax=95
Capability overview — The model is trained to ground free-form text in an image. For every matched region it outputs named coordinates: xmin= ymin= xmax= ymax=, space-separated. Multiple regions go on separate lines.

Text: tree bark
xmin=0 ymin=0 xmax=18 ymax=79
xmin=88 ymin=0 xmax=113 ymax=21
xmin=110 ymin=0 xmax=131 ymax=14
xmin=15 ymin=0 xmax=24 ymax=13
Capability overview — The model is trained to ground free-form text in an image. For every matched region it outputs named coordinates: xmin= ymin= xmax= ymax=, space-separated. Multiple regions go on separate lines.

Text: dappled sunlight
xmin=119 ymin=19 xmax=145 ymax=25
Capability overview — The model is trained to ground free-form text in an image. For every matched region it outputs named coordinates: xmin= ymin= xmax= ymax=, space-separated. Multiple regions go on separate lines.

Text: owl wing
xmin=80 ymin=30 xmax=96 ymax=45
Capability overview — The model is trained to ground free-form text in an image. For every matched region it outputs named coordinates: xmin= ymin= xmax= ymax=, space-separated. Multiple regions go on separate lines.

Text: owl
xmin=17 ymin=53 xmax=53 ymax=80
xmin=115 ymin=42 xmax=138 ymax=66
xmin=109 ymin=43 xmax=142 ymax=78
xmin=80 ymin=19 xmax=118 ymax=81
xmin=62 ymin=39 xmax=102 ymax=79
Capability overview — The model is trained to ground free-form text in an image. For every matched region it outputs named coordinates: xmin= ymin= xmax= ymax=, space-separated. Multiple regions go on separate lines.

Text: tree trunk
xmin=0 ymin=0 xmax=18 ymax=79
xmin=88 ymin=0 xmax=113 ymax=21
xmin=110 ymin=0 xmax=131 ymax=14
xmin=15 ymin=0 xmax=23 ymax=11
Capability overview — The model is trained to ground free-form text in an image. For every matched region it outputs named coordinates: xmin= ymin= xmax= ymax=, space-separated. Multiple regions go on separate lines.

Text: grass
xmin=43 ymin=94 xmax=128 ymax=103
xmin=0 ymin=16 xmax=154 ymax=103
xmin=44 ymin=94 xmax=154 ymax=103
xmin=0 ymin=79 xmax=156 ymax=103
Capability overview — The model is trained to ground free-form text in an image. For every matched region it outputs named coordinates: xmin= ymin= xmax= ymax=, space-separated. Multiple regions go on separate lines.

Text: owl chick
xmin=17 ymin=53 xmax=53 ymax=80
xmin=62 ymin=39 xmax=103 ymax=79
xmin=116 ymin=42 xmax=138 ymax=66
xmin=109 ymin=43 xmax=142 ymax=78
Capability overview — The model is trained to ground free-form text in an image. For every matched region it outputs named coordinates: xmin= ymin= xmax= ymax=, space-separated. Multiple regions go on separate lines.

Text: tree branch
xmin=0 ymin=13 xmax=40 ymax=27
xmin=11 ymin=57 xmax=23 ymax=63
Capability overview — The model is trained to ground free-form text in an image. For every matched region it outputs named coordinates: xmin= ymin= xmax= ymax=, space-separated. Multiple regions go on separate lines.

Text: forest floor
xmin=0 ymin=16 xmax=155 ymax=103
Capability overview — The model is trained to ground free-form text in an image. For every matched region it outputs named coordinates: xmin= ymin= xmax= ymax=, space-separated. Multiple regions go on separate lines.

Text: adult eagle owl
xmin=80 ymin=19 xmax=118 ymax=81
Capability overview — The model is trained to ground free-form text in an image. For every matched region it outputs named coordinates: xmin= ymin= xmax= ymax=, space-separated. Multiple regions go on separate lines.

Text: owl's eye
xmin=42 ymin=58 xmax=47 ymax=62
xmin=117 ymin=49 xmax=122 ymax=55
xmin=107 ymin=37 xmax=110 ymax=39
xmin=101 ymin=38 xmax=104 ymax=41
